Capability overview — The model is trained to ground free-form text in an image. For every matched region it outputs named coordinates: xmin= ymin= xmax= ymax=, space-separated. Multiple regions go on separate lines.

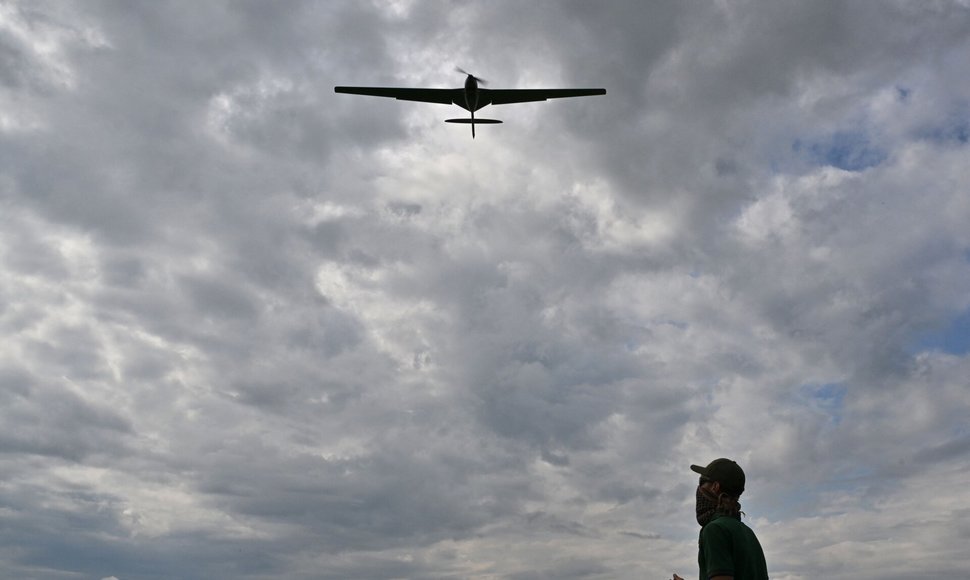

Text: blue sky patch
xmin=793 ymin=131 xmax=888 ymax=171
xmin=916 ymin=104 xmax=970 ymax=145
xmin=920 ymin=119 xmax=970 ymax=145
xmin=798 ymin=382 xmax=847 ymax=425
xmin=911 ymin=309 xmax=970 ymax=355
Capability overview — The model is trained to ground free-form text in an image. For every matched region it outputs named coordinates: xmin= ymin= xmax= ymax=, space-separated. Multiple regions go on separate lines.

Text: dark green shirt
xmin=698 ymin=515 xmax=768 ymax=580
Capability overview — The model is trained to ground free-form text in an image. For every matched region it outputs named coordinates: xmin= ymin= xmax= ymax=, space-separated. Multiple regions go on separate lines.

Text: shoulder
xmin=700 ymin=518 xmax=734 ymax=543
xmin=701 ymin=516 xmax=752 ymax=542
xmin=704 ymin=516 xmax=743 ymax=532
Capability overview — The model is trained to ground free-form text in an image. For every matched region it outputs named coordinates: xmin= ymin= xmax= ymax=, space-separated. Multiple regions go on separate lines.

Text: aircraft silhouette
xmin=335 ymin=70 xmax=606 ymax=138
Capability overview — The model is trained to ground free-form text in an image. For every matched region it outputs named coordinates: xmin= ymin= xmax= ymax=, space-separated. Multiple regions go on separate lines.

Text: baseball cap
xmin=690 ymin=458 xmax=745 ymax=496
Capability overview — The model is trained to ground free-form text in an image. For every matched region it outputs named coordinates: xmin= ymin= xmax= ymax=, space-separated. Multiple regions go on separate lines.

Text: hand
xmin=673 ymin=574 xmax=684 ymax=580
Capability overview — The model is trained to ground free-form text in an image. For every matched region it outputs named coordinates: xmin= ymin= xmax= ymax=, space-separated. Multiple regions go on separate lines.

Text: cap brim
xmin=690 ymin=464 xmax=706 ymax=475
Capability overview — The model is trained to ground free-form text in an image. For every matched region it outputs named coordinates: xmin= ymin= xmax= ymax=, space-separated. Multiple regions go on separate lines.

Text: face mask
xmin=695 ymin=486 xmax=720 ymax=527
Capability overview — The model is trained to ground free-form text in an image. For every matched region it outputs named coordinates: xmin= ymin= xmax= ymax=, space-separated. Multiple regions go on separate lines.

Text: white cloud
xmin=1 ymin=1 xmax=969 ymax=578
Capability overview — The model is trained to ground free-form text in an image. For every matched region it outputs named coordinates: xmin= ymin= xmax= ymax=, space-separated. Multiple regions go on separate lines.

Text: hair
xmin=716 ymin=492 xmax=745 ymax=519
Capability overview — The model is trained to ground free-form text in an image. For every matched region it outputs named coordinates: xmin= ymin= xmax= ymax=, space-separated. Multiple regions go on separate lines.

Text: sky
xmin=1 ymin=1 xmax=970 ymax=578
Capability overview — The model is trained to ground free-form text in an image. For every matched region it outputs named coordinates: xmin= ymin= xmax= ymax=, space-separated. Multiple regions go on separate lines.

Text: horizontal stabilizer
xmin=445 ymin=118 xmax=502 ymax=124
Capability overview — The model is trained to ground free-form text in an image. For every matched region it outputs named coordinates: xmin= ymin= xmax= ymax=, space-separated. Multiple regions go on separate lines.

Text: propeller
xmin=455 ymin=67 xmax=487 ymax=85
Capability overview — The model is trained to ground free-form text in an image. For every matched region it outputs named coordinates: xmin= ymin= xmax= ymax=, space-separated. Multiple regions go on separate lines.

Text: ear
xmin=711 ymin=481 xmax=721 ymax=494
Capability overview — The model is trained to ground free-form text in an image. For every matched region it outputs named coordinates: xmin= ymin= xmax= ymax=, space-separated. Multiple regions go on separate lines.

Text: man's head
xmin=690 ymin=458 xmax=745 ymax=497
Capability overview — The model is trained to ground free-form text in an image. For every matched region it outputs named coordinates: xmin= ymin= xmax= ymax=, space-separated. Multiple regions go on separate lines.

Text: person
xmin=672 ymin=458 xmax=768 ymax=580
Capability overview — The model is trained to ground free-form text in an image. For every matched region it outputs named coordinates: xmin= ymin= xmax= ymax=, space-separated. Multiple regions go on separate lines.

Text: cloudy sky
xmin=2 ymin=1 xmax=970 ymax=578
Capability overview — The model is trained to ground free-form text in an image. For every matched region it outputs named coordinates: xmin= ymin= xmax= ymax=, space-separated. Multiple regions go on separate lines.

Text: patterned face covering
xmin=695 ymin=486 xmax=720 ymax=527
xmin=696 ymin=486 xmax=743 ymax=527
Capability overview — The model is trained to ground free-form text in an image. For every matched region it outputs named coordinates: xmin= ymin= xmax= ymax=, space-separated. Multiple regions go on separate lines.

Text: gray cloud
xmin=1 ymin=0 xmax=969 ymax=578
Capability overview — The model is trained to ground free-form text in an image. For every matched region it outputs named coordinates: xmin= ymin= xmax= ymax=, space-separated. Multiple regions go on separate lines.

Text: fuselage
xmin=462 ymin=75 xmax=481 ymax=137
xmin=461 ymin=74 xmax=484 ymax=112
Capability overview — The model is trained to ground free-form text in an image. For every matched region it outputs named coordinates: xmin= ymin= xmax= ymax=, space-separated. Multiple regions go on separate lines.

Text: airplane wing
xmin=334 ymin=86 xmax=460 ymax=105
xmin=485 ymin=88 xmax=606 ymax=106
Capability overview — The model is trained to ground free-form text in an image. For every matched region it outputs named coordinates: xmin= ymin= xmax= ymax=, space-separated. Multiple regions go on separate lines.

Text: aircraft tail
xmin=445 ymin=118 xmax=502 ymax=139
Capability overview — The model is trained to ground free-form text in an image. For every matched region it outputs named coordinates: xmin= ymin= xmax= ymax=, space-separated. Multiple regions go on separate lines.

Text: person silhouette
xmin=672 ymin=458 xmax=768 ymax=580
